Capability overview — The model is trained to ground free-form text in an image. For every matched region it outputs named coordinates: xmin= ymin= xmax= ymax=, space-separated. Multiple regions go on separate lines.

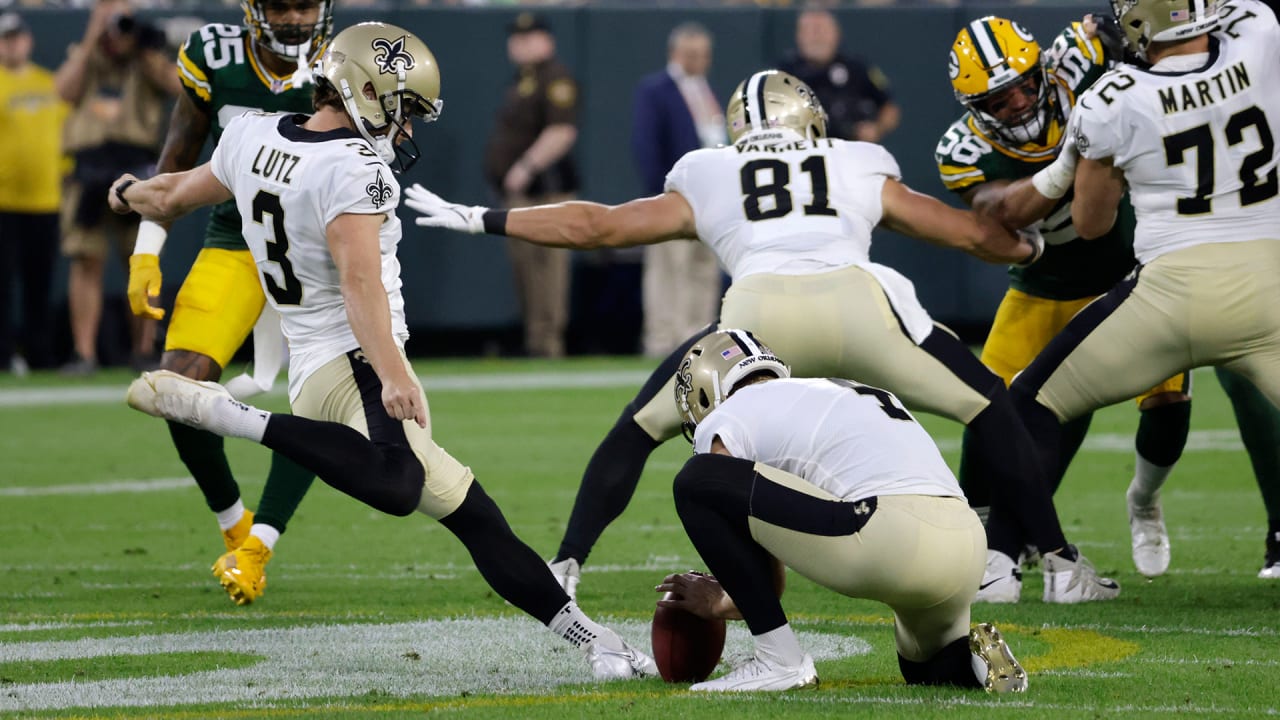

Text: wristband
xmin=115 ymin=179 xmax=137 ymax=209
xmin=482 ymin=209 xmax=509 ymax=236
xmin=133 ymin=219 xmax=168 ymax=256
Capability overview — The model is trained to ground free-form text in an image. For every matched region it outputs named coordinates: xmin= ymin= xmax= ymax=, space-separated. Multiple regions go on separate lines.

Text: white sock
xmin=208 ymin=396 xmax=271 ymax=442
xmin=971 ymin=649 xmax=990 ymax=685
xmin=548 ymin=601 xmax=611 ymax=649
xmin=1129 ymin=454 xmax=1173 ymax=506
xmin=754 ymin=624 xmax=805 ymax=666
xmin=249 ymin=523 xmax=280 ymax=550
xmin=215 ymin=499 xmax=246 ymax=531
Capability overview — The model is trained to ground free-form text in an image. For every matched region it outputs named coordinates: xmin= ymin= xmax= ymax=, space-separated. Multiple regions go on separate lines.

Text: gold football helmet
xmin=726 ymin=70 xmax=827 ymax=143
xmin=949 ymin=17 xmax=1054 ymax=145
xmin=242 ymin=0 xmax=333 ymax=62
xmin=675 ymin=329 xmax=791 ymax=437
xmin=1110 ymin=0 xmax=1218 ymax=61
xmin=316 ymin=22 xmax=443 ymax=172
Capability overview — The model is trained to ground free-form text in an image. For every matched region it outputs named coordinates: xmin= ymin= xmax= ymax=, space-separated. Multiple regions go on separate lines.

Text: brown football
xmin=651 ymin=592 xmax=727 ymax=683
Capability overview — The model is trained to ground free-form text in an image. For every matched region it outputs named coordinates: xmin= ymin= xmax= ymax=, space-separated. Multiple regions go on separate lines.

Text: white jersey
xmin=693 ymin=378 xmax=963 ymax=501
xmin=1072 ymin=0 xmax=1280 ymax=263
xmin=210 ymin=112 xmax=408 ymax=401
xmin=664 ymin=128 xmax=901 ymax=280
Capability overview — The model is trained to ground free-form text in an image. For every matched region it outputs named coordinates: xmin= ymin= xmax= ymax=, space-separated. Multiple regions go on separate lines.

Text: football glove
xmin=1014 ymin=227 xmax=1046 ymax=268
xmin=127 ymin=254 xmax=165 ymax=320
xmin=404 ymin=184 xmax=487 ymax=234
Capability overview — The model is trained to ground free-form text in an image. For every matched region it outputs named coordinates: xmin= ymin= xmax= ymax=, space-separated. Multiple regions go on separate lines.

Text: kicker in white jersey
xmin=1071 ymin=0 xmax=1280 ymax=263
xmin=209 ymin=111 xmax=409 ymax=400
xmin=693 ymin=378 xmax=964 ymax=501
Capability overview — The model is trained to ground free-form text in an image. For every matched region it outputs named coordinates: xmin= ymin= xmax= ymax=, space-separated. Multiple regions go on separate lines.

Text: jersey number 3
xmin=253 ymin=191 xmax=303 ymax=306
xmin=740 ymin=156 xmax=838 ymax=222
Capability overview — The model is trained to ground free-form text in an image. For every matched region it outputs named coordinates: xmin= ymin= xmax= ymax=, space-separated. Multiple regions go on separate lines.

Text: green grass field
xmin=2 ymin=358 xmax=1277 ymax=719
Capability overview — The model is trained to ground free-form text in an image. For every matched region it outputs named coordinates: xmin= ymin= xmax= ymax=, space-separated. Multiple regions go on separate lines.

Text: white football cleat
xmin=584 ymin=629 xmax=657 ymax=680
xmin=1260 ymin=531 xmax=1280 ymax=580
xmin=126 ymin=373 xmax=161 ymax=417
xmin=690 ymin=652 xmax=818 ymax=692
xmin=549 ymin=557 xmax=581 ymax=601
xmin=1127 ymin=486 xmax=1170 ymax=577
xmin=969 ymin=622 xmax=1027 ymax=694
xmin=975 ymin=550 xmax=1022 ymax=603
xmin=1042 ymin=546 xmax=1120 ymax=603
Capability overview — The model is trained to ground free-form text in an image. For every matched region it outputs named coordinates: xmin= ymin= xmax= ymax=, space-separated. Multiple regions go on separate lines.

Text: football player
xmin=1008 ymin=0 xmax=1280 ymax=580
xmin=125 ymin=0 xmax=333 ymax=604
xmin=653 ymin=329 xmax=1025 ymax=693
xmin=111 ymin=22 xmax=656 ymax=680
xmin=935 ymin=16 xmax=1192 ymax=589
xmin=408 ymin=70 xmax=1120 ymax=603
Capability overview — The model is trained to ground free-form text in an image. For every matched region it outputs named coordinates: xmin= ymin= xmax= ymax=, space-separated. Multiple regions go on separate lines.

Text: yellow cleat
xmin=222 ymin=509 xmax=255 ymax=552
xmin=212 ymin=535 xmax=271 ymax=606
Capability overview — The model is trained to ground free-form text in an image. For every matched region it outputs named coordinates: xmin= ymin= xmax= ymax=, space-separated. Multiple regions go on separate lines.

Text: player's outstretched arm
xmin=109 ymin=165 xmax=232 ymax=224
xmin=969 ymin=177 xmax=1061 ymax=229
xmin=1071 ymin=156 xmax=1124 ymax=240
xmin=406 ymin=184 xmax=697 ymax=249
xmin=880 ymin=179 xmax=1041 ymax=266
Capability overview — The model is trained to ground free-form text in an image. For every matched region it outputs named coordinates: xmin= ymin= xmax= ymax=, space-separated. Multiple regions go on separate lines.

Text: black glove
xmin=1092 ymin=11 xmax=1151 ymax=68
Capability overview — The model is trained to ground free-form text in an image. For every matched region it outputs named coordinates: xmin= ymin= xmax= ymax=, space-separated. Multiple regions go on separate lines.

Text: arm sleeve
xmin=176 ymin=28 xmax=213 ymax=111
xmin=693 ymin=410 xmax=753 ymax=458
xmin=321 ymin=157 xmax=399 ymax=227
xmin=663 ymin=151 xmax=697 ymax=195
xmin=863 ymin=142 xmax=902 ymax=180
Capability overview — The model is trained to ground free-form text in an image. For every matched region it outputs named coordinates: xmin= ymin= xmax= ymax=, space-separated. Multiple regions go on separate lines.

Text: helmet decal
xmin=372 ymin=36 xmax=416 ymax=75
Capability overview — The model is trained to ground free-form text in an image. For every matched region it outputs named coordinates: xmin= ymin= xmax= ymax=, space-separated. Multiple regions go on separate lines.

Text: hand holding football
xmin=651 ymin=572 xmax=727 ymax=683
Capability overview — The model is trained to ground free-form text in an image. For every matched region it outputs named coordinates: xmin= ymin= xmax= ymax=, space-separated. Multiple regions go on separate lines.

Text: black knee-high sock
xmin=1051 ymin=414 xmax=1094 ymax=495
xmin=898 ymin=636 xmax=981 ymax=688
xmin=168 ymin=421 xmax=241 ymax=512
xmin=260 ymin=414 xmax=422 ymax=517
xmin=555 ymin=324 xmax=711 ymax=564
xmin=1217 ymin=368 xmax=1280 ymax=535
xmin=1136 ymin=400 xmax=1192 ymax=468
xmin=555 ymin=416 xmax=659 ymax=564
xmin=441 ymin=482 xmax=570 ymax=625
xmin=977 ymin=390 xmax=1068 ymax=556
xmin=673 ymin=454 xmax=788 ymax=636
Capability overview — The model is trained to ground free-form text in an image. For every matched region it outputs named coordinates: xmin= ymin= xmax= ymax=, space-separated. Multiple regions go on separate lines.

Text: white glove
xmin=404 ymin=183 xmax=487 ymax=234
xmin=1014 ymin=226 xmax=1046 ymax=267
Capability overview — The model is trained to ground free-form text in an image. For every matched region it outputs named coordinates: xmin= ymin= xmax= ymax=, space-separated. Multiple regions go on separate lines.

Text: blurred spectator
xmin=0 ymin=12 xmax=65 ymax=374
xmin=55 ymin=0 xmax=177 ymax=374
xmin=779 ymin=7 xmax=899 ymax=142
xmin=631 ymin=22 xmax=723 ymax=358
xmin=483 ymin=12 xmax=579 ymax=358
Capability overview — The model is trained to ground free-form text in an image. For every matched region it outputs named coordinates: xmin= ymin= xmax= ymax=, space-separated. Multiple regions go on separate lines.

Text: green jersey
xmin=177 ymin=23 xmax=316 ymax=250
xmin=934 ymin=22 xmax=1136 ymax=300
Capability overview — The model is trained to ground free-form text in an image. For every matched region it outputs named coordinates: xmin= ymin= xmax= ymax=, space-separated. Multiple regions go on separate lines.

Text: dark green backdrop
xmin=20 ymin=4 xmax=1096 ymax=350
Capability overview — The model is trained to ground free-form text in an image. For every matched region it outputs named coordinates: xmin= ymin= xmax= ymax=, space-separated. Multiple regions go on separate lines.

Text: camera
xmin=112 ymin=14 xmax=167 ymax=51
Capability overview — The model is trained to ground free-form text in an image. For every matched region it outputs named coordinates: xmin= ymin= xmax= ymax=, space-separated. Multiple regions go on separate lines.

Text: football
xmin=651 ymin=592 xmax=727 ymax=683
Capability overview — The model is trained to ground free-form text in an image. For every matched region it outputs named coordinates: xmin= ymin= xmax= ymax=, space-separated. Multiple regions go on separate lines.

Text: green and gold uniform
xmin=167 ymin=23 xmax=316 ymax=365
xmin=934 ymin=22 xmax=1186 ymax=400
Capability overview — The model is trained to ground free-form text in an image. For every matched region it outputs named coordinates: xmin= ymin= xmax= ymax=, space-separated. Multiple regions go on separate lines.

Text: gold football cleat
xmin=212 ymin=535 xmax=271 ymax=606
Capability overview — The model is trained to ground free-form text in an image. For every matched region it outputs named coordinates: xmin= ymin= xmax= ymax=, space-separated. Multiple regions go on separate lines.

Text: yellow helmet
xmin=949 ymin=17 xmax=1054 ymax=145
xmin=241 ymin=0 xmax=334 ymax=62
xmin=726 ymin=70 xmax=827 ymax=143
xmin=316 ymin=22 xmax=443 ymax=172
xmin=674 ymin=329 xmax=791 ymax=438
xmin=1110 ymin=0 xmax=1218 ymax=61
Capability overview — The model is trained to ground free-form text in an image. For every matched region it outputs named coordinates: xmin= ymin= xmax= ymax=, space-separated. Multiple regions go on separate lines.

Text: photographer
xmin=55 ymin=0 xmax=177 ymax=375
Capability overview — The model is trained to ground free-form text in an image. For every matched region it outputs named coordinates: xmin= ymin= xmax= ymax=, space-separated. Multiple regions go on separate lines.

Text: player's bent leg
xmin=1126 ymin=383 xmax=1192 ymax=577
xmin=673 ymin=455 xmax=818 ymax=692
xmin=551 ymin=323 xmax=711 ymax=597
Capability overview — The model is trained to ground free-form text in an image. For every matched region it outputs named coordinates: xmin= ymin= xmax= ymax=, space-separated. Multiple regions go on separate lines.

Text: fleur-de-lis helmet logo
xmin=372 ymin=36 xmax=416 ymax=75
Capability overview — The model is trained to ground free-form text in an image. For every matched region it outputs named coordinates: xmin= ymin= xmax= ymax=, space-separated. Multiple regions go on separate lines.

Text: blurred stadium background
xmin=5 ymin=0 xmax=1101 ymax=362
